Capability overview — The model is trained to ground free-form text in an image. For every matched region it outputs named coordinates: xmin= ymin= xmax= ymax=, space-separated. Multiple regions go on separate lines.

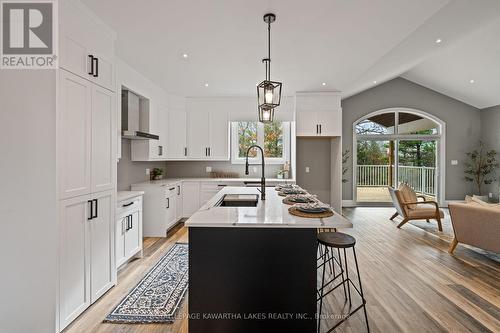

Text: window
xmin=231 ymin=121 xmax=290 ymax=164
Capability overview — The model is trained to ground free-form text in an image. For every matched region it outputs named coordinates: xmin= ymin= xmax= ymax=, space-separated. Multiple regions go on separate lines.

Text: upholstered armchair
xmin=388 ymin=185 xmax=444 ymax=231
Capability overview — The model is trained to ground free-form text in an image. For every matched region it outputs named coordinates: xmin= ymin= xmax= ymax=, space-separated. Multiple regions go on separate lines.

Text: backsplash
xmin=164 ymin=161 xmax=284 ymax=179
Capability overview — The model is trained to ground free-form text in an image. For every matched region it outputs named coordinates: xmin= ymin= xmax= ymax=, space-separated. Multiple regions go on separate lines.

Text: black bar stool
xmin=317 ymin=232 xmax=369 ymax=333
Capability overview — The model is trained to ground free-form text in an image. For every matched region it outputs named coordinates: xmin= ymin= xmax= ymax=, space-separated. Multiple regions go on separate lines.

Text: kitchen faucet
xmin=245 ymin=145 xmax=266 ymax=200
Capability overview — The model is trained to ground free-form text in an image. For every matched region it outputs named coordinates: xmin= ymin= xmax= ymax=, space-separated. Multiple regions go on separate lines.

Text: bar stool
xmin=317 ymin=232 xmax=369 ymax=333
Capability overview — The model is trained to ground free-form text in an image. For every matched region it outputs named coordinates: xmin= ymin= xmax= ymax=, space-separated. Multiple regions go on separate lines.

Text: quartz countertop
xmin=185 ymin=186 xmax=352 ymax=229
xmin=117 ymin=190 xmax=145 ymax=202
xmin=131 ymin=177 xmax=295 ymax=187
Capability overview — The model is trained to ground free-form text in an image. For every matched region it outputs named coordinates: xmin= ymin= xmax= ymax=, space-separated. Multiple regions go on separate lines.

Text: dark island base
xmin=189 ymin=227 xmax=317 ymax=333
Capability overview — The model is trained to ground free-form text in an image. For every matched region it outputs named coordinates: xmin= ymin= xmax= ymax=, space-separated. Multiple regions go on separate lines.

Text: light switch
xmin=451 ymin=160 xmax=458 ymax=166
xmin=206 ymin=166 xmax=212 ymax=173
xmin=305 ymin=167 xmax=310 ymax=173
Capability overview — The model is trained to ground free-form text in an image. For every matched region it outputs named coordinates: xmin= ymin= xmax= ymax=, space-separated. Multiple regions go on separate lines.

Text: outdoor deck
xmin=357 ymin=186 xmax=435 ymax=202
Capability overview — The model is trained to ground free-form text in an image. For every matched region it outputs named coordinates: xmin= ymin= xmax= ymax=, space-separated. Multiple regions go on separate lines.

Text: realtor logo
xmin=1 ymin=1 xmax=58 ymax=69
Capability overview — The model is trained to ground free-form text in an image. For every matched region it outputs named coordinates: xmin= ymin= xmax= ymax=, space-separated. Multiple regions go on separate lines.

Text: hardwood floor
xmin=64 ymin=208 xmax=500 ymax=333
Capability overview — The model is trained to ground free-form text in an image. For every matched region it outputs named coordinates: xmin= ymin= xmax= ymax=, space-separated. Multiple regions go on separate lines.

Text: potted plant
xmin=150 ymin=168 xmax=164 ymax=181
xmin=277 ymin=170 xmax=284 ymax=179
xmin=464 ymin=141 xmax=498 ymax=200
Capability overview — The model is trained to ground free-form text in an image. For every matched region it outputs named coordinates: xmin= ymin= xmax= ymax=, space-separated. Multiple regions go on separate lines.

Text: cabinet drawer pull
xmin=93 ymin=57 xmax=99 ymax=77
xmin=169 ymin=187 xmax=175 ymax=191
xmin=122 ymin=201 xmax=134 ymax=207
xmin=87 ymin=200 xmax=93 ymax=220
xmin=167 ymin=198 xmax=170 ymax=209
xmin=177 ymin=185 xmax=180 ymax=195
xmin=88 ymin=55 xmax=94 ymax=75
xmin=184 ymin=147 xmax=187 ymax=156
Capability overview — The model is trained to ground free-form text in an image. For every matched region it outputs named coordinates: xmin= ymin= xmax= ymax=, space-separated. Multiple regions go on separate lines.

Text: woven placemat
xmin=282 ymin=197 xmax=315 ymax=205
xmin=278 ymin=191 xmax=307 ymax=197
xmin=288 ymin=206 xmax=334 ymax=218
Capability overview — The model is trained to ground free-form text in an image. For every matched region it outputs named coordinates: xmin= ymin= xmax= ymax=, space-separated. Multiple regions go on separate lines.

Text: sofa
xmin=448 ymin=200 xmax=500 ymax=254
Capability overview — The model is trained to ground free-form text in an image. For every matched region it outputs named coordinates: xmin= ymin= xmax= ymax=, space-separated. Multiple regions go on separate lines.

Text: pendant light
xmin=257 ymin=13 xmax=282 ymax=123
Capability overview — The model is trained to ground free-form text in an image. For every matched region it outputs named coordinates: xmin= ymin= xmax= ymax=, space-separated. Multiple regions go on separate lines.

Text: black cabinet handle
xmin=208 ymin=147 xmax=211 ymax=156
xmin=158 ymin=145 xmax=163 ymax=156
xmin=88 ymin=55 xmax=94 ymax=75
xmin=319 ymin=124 xmax=322 ymax=134
xmin=177 ymin=185 xmax=180 ymax=195
xmin=87 ymin=200 xmax=93 ymax=220
xmin=127 ymin=215 xmax=132 ymax=231
xmin=122 ymin=201 xmax=134 ymax=207
xmin=125 ymin=215 xmax=129 ymax=231
xmin=93 ymin=57 xmax=99 ymax=77
xmin=316 ymin=124 xmax=319 ymax=134
xmin=184 ymin=147 xmax=187 ymax=156
xmin=93 ymin=199 xmax=98 ymax=219
xmin=167 ymin=198 xmax=170 ymax=209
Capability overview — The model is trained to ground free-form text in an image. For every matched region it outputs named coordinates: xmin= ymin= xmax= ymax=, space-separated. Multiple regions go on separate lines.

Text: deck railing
xmin=357 ymin=165 xmax=436 ymax=196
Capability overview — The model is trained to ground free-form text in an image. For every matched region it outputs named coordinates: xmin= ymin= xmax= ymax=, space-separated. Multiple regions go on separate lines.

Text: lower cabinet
xmin=182 ymin=182 xmax=200 ymax=217
xmin=116 ymin=195 xmax=143 ymax=268
xmin=58 ymin=190 xmax=115 ymax=331
xmin=131 ymin=182 xmax=182 ymax=237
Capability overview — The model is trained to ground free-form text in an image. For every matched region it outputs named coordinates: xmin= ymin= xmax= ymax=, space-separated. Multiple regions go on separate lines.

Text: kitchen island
xmin=186 ymin=186 xmax=352 ymax=333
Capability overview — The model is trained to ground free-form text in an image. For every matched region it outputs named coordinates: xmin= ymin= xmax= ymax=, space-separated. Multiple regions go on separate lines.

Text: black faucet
xmin=245 ymin=145 xmax=266 ymax=200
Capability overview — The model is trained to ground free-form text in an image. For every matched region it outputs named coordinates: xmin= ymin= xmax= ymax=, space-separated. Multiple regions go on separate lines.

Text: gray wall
xmin=0 ymin=71 xmax=57 ymax=333
xmin=341 ymin=77 xmax=482 ymax=201
xmin=296 ymin=138 xmax=332 ymax=203
xmin=480 ymin=105 xmax=500 ymax=200
xmin=164 ymin=161 xmax=282 ymax=179
xmin=118 ymin=140 xmax=168 ymax=190
xmin=118 ymin=141 xmax=283 ymax=190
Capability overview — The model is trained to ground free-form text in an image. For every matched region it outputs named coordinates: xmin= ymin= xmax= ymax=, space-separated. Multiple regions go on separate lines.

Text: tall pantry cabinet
xmin=57 ymin=1 xmax=117 ymax=331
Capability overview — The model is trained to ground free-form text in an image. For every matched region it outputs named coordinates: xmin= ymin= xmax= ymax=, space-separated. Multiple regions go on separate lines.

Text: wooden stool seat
xmin=317 ymin=232 xmax=356 ymax=248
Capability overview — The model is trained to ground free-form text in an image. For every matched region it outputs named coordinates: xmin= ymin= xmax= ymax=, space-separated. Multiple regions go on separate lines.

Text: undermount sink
xmin=216 ymin=194 xmax=259 ymax=207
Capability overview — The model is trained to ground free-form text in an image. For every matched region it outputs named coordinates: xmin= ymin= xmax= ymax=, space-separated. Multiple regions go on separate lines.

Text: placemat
xmin=282 ymin=197 xmax=314 ymax=205
xmin=288 ymin=206 xmax=333 ymax=218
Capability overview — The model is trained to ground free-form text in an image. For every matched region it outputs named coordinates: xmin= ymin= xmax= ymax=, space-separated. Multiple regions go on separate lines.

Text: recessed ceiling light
xmin=181 ymin=53 xmax=188 ymax=59
xmin=204 ymin=83 xmax=209 ymax=87
xmin=322 ymin=82 xmax=326 ymax=86
xmin=435 ymin=38 xmax=442 ymax=44
xmin=373 ymin=80 xmax=377 ymax=84
xmin=469 ymin=79 xmax=475 ymax=84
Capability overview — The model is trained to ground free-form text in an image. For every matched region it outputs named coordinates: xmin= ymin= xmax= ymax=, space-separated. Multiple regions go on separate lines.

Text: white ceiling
xmin=82 ymin=0 xmax=500 ymax=107
xmin=402 ymin=18 xmax=500 ymax=109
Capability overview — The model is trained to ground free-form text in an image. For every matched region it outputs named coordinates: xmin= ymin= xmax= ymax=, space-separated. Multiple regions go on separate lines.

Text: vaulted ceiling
xmin=82 ymin=0 xmax=500 ymax=108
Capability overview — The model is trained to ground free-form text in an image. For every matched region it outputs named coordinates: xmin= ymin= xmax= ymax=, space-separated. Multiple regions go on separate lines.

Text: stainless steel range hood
xmin=121 ymin=90 xmax=159 ymax=140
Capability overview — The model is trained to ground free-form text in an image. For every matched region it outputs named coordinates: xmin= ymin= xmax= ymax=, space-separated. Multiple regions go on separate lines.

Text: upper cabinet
xmin=295 ymin=92 xmax=342 ymax=137
xmin=186 ymin=109 xmax=229 ymax=160
xmin=59 ymin=0 xmax=116 ymax=91
xmin=167 ymin=110 xmax=187 ymax=159
xmin=58 ymin=70 xmax=116 ymax=200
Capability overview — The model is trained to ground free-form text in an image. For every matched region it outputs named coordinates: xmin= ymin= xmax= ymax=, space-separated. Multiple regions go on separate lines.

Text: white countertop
xmin=131 ymin=177 xmax=296 ymax=187
xmin=185 ymin=186 xmax=352 ymax=229
xmin=117 ymin=190 xmax=144 ymax=202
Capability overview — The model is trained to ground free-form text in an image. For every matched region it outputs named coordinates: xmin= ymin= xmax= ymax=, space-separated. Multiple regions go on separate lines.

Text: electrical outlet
xmin=489 ymin=193 xmax=493 ymax=198
xmin=145 ymin=168 xmax=150 ymax=175
xmin=451 ymin=160 xmax=458 ymax=166
xmin=253 ymin=166 xmax=258 ymax=173
xmin=305 ymin=167 xmax=310 ymax=173
xmin=206 ymin=166 xmax=212 ymax=173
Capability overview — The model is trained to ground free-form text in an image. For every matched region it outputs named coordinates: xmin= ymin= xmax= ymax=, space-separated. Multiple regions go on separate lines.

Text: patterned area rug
xmin=104 ymin=243 xmax=188 ymax=324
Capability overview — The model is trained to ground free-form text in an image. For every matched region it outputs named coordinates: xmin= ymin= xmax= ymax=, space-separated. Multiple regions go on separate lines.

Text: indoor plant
xmin=464 ymin=141 xmax=498 ymax=198
xmin=150 ymin=168 xmax=164 ymax=181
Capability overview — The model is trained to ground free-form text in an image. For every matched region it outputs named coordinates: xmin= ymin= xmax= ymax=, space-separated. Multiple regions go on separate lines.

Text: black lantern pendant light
xmin=257 ymin=13 xmax=282 ymax=123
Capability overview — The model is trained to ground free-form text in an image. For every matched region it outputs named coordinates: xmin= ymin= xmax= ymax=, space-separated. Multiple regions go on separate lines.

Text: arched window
xmin=352 ymin=108 xmax=445 ymax=205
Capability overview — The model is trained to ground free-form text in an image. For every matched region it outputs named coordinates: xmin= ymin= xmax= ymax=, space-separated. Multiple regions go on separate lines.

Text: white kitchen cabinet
xmin=116 ymin=195 xmax=143 ymax=268
xmin=59 ymin=0 xmax=115 ymax=91
xmin=186 ymin=110 xmax=229 ymax=160
xmin=130 ymin=182 xmax=181 ymax=237
xmin=167 ymin=111 xmax=187 ymax=159
xmin=182 ymin=182 xmax=201 ymax=217
xmin=130 ymin=104 xmax=168 ymax=161
xmin=175 ymin=184 xmax=183 ymax=220
xmin=58 ymin=71 xmax=92 ymax=199
xmin=58 ymin=190 xmax=115 ymax=331
xmin=187 ymin=111 xmax=210 ymax=159
xmin=91 ymin=85 xmax=116 ymax=193
xmin=58 ymin=69 xmax=116 ymax=199
xmin=208 ymin=111 xmax=230 ymax=159
xmin=89 ymin=190 xmax=115 ymax=301
xmin=58 ymin=195 xmax=91 ymax=330
xmin=295 ymin=92 xmax=342 ymax=137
